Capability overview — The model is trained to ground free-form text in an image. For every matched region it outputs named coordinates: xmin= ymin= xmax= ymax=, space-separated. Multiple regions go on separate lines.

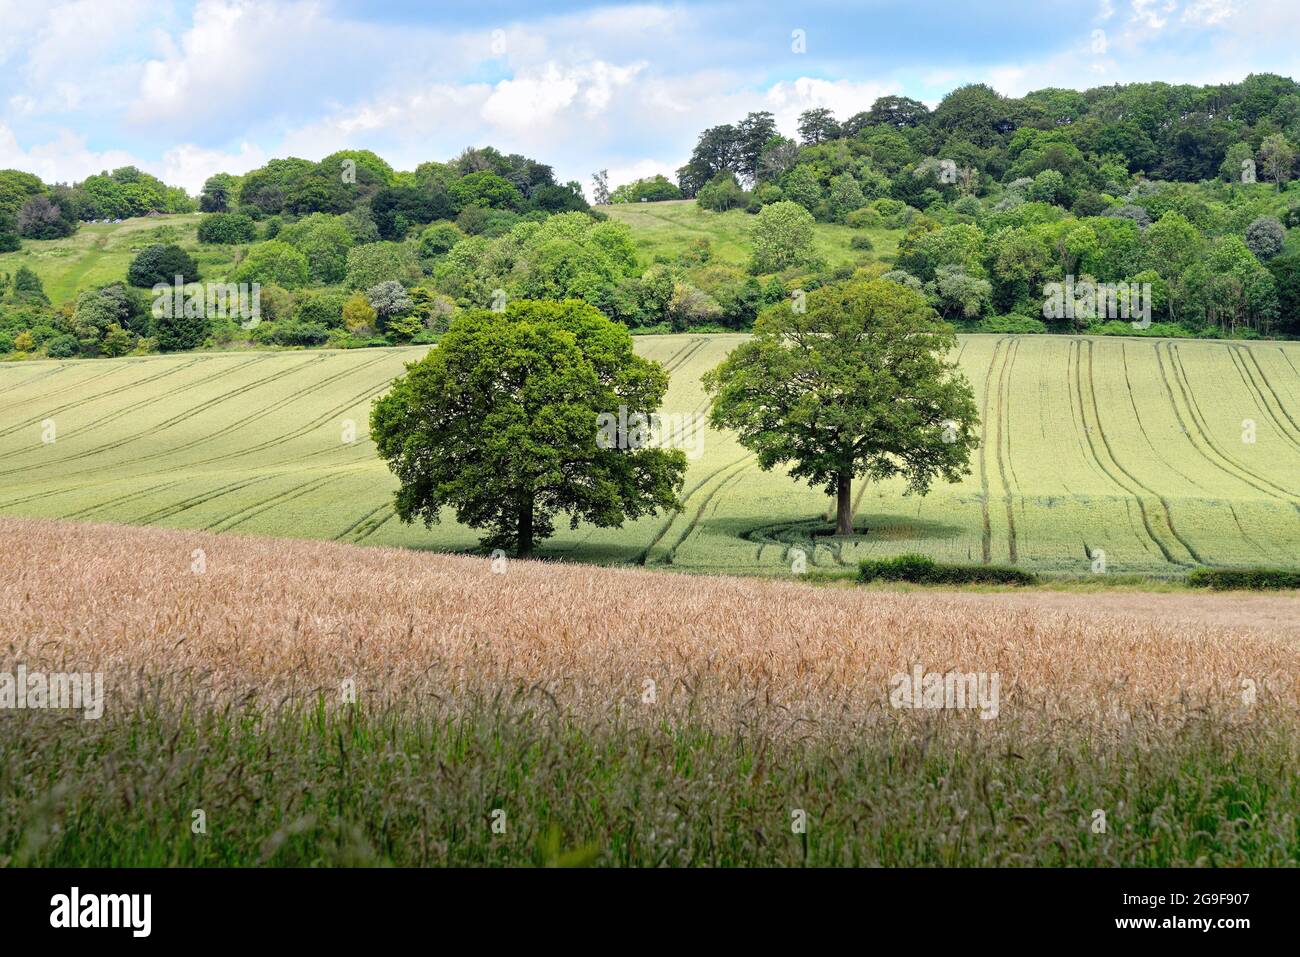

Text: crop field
xmin=1 ymin=516 xmax=1296 ymax=866
xmin=1 ymin=333 xmax=1299 ymax=577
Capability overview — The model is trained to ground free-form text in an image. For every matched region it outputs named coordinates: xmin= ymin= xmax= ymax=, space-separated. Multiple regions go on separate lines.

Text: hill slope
xmin=603 ymin=198 xmax=898 ymax=269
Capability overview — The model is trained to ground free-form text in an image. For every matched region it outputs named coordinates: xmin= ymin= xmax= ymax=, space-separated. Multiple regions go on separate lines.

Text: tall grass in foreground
xmin=0 ymin=518 xmax=1296 ymax=866
xmin=2 ymin=695 xmax=1297 ymax=867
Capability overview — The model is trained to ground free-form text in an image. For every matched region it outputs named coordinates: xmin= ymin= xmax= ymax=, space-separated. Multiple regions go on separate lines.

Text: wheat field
xmin=1 ymin=517 xmax=1296 ymax=866
xmin=1 ymin=334 xmax=1298 ymax=576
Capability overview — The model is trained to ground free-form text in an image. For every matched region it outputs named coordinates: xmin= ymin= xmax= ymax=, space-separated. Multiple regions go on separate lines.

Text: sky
xmin=0 ymin=0 xmax=1297 ymax=198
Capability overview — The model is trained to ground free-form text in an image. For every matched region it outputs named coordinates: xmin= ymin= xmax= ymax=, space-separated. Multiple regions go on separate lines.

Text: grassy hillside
xmin=603 ymin=198 xmax=900 ymax=270
xmin=0 ymin=213 xmax=242 ymax=304
xmin=1 ymin=333 xmax=1297 ymax=577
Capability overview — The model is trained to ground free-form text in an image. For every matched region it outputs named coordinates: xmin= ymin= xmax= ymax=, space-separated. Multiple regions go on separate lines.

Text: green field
xmin=604 ymin=198 xmax=898 ymax=269
xmin=0 ymin=213 xmax=242 ymax=304
xmin=2 ymin=332 xmax=1298 ymax=576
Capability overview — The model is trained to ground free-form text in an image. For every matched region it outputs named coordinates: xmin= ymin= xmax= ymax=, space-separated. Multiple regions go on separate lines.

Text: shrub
xmin=154 ymin=306 xmax=209 ymax=352
xmin=858 ymin=553 xmax=1038 ymax=585
xmin=127 ymin=244 xmax=200 ymax=287
xmin=259 ymin=322 xmax=331 ymax=347
xmin=1186 ymin=567 xmax=1300 ymax=590
xmin=196 ymin=213 xmax=257 ymax=245
xmin=978 ymin=314 xmax=1047 ymax=334
xmin=292 ymin=288 xmax=349 ymax=329
xmin=233 ymin=241 xmax=310 ymax=289
xmin=45 ymin=334 xmax=80 ymax=358
xmin=850 ymin=234 xmax=875 ymax=251
xmin=419 ymin=221 xmax=464 ymax=258
xmin=345 ymin=242 xmax=420 ymax=290
xmin=1244 ymin=216 xmax=1286 ymax=261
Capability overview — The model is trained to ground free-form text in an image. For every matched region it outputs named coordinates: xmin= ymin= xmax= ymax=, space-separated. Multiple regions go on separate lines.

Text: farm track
xmin=1084 ymin=341 xmax=1202 ymax=564
xmin=1228 ymin=345 xmax=1300 ymax=455
xmin=0 ymin=354 xmax=325 ymax=478
xmin=0 ymin=363 xmax=124 ymax=416
xmin=636 ymin=452 xmax=752 ymax=565
xmin=1072 ymin=340 xmax=1183 ymax=565
xmin=1157 ymin=342 xmax=1298 ymax=505
xmin=1119 ymin=342 xmax=1207 ymax=493
xmin=660 ymin=459 xmax=753 ymax=565
xmin=993 ymin=336 xmax=1019 ymax=563
xmin=0 ymin=357 xmax=207 ymax=438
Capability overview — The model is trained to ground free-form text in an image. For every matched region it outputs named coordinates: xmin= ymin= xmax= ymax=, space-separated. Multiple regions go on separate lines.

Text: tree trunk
xmin=835 ymin=471 xmax=853 ymax=536
xmin=517 ymin=490 xmax=534 ymax=558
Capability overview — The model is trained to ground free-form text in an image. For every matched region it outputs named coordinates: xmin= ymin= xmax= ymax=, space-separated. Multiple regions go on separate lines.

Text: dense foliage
xmin=674 ymin=74 xmax=1300 ymax=337
xmin=370 ymin=299 xmax=687 ymax=555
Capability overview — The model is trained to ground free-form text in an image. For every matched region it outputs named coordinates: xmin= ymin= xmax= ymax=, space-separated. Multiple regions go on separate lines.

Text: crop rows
xmin=1 ymin=334 xmax=1298 ymax=575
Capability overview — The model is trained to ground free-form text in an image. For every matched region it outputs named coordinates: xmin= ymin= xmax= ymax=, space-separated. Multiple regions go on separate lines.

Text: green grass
xmin=603 ymin=199 xmax=900 ymax=270
xmin=0 ymin=213 xmax=243 ymax=304
xmin=1 ymin=333 xmax=1299 ymax=578
xmin=4 ymin=698 xmax=1295 ymax=866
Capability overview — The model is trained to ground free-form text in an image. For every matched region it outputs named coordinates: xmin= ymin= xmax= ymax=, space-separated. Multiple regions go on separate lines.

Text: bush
xmin=978 ymin=314 xmax=1047 ymax=334
xmin=233 ymin=241 xmax=310 ymax=289
xmin=255 ymin=322 xmax=331 ymax=347
xmin=196 ymin=213 xmax=257 ymax=245
xmin=345 ymin=241 xmax=421 ymax=290
xmin=1186 ymin=567 xmax=1300 ymax=590
xmin=849 ymin=234 xmax=875 ymax=251
xmin=858 ymin=553 xmax=1038 ymax=586
xmin=127 ymin=244 xmax=200 ymax=287
xmin=45 ymin=334 xmax=81 ymax=358
xmin=419 ymin=221 xmax=464 ymax=258
xmin=153 ymin=307 xmax=209 ymax=352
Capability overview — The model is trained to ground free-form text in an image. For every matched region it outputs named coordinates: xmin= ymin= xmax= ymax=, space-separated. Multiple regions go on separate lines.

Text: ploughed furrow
xmin=0 ymin=354 xmax=327 ymax=477
xmin=334 ymin=503 xmax=392 ymax=541
xmin=50 ymin=355 xmax=270 ymax=440
xmin=207 ymin=471 xmax=359 ymax=533
xmin=1119 ymin=342 xmax=1208 ymax=493
xmin=659 ymin=461 xmax=753 ymax=566
xmin=635 ymin=452 xmax=752 ymax=565
xmin=993 ymin=336 xmax=1019 ymax=563
xmin=130 ymin=475 xmax=279 ymax=526
xmin=975 ymin=337 xmax=1005 ymax=564
xmin=63 ymin=479 xmax=190 ymax=520
xmin=0 ymin=365 xmax=69 ymax=404
xmin=0 ymin=363 xmax=120 ymax=412
xmin=1229 ymin=345 xmax=1300 ymax=456
xmin=1158 ymin=342 xmax=1298 ymax=504
xmin=1073 ymin=340 xmax=1185 ymax=566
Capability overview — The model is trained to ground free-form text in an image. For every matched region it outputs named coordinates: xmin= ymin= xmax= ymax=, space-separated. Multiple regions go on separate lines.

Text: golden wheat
xmin=1 ymin=517 xmax=1295 ymax=732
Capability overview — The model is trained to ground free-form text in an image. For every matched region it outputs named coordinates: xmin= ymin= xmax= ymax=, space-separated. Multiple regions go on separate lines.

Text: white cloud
xmin=763 ymin=78 xmax=900 ymax=138
xmin=160 ymin=141 xmax=267 ymax=194
xmin=0 ymin=124 xmax=138 ymax=184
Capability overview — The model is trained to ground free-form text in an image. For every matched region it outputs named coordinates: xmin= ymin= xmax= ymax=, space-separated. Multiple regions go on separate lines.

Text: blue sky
xmin=0 ymin=0 xmax=1296 ymax=197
